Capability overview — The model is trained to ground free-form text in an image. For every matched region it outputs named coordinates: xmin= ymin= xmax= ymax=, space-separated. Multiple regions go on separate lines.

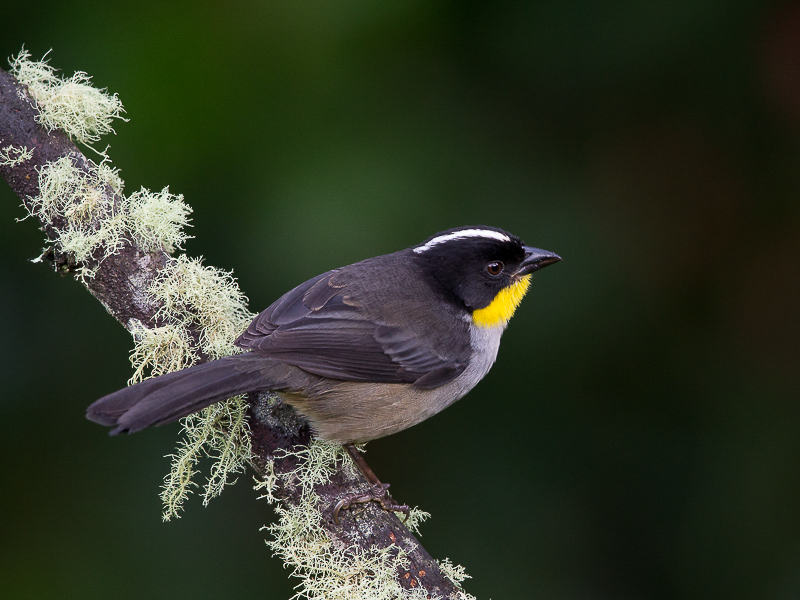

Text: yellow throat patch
xmin=472 ymin=274 xmax=532 ymax=328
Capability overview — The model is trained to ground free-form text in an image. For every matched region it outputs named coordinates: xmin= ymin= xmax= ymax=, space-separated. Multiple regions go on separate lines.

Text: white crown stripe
xmin=412 ymin=229 xmax=511 ymax=253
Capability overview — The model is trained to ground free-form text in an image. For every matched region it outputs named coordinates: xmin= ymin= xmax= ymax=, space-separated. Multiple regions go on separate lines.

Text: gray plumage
xmin=88 ymin=248 xmax=475 ymax=442
xmin=86 ymin=226 xmax=560 ymax=443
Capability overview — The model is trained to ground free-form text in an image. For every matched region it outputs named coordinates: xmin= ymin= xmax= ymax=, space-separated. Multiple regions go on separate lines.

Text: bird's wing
xmin=235 ymin=268 xmax=468 ymax=388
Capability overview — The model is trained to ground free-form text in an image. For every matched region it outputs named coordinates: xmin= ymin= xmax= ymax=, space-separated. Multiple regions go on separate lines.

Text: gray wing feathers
xmin=235 ymin=262 xmax=469 ymax=388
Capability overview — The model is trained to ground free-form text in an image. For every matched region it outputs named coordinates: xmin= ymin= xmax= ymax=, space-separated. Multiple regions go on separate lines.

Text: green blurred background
xmin=2 ymin=1 xmax=800 ymax=599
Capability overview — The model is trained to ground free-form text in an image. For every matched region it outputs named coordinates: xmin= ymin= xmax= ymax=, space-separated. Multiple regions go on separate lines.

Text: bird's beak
xmin=516 ymin=246 xmax=562 ymax=277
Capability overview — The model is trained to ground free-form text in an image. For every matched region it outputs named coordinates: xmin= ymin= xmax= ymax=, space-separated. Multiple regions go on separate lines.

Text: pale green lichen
xmin=126 ymin=187 xmax=192 ymax=253
xmin=259 ymin=441 xmax=412 ymax=600
xmin=255 ymin=440 xmax=468 ymax=600
xmin=23 ymin=154 xmax=190 ymax=280
xmin=26 ymin=155 xmax=127 ymax=279
xmin=161 ymin=394 xmax=251 ymax=519
xmin=9 ymin=48 xmax=126 ymax=146
xmin=254 ymin=458 xmax=280 ymax=505
xmin=436 ymin=558 xmax=472 ymax=589
xmin=0 ymin=144 xmax=33 ymax=167
xmin=128 ymin=322 xmax=196 ymax=385
xmin=144 ymin=255 xmax=256 ymax=519
xmin=96 ymin=159 xmax=124 ymax=194
xmin=148 ymin=255 xmax=254 ymax=360
xmin=403 ymin=505 xmax=431 ymax=537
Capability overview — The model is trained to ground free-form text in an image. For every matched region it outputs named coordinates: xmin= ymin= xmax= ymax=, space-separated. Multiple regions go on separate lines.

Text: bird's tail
xmin=86 ymin=353 xmax=270 ymax=435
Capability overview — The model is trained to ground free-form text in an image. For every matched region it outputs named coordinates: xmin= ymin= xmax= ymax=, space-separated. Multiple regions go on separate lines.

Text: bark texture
xmin=0 ymin=67 xmax=462 ymax=598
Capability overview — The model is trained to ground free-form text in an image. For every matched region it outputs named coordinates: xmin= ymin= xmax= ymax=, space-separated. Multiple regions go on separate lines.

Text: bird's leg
xmin=333 ymin=442 xmax=410 ymax=525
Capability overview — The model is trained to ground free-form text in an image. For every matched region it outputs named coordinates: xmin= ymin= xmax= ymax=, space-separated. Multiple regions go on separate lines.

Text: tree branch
xmin=1 ymin=65 xmax=467 ymax=598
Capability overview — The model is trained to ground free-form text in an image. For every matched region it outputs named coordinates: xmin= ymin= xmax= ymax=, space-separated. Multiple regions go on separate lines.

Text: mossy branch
xmin=0 ymin=54 xmax=470 ymax=600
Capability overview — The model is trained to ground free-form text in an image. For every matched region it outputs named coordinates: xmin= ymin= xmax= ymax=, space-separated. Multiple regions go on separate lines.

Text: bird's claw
xmin=333 ymin=483 xmax=410 ymax=525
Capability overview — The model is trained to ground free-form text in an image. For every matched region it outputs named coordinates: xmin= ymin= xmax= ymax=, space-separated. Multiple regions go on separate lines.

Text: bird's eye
xmin=486 ymin=261 xmax=504 ymax=276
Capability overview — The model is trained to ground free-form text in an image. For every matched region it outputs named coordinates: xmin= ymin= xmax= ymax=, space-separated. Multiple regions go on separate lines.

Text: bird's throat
xmin=472 ymin=274 xmax=532 ymax=328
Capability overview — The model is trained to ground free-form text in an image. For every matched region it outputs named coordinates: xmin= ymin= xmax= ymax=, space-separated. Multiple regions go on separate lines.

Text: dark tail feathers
xmin=86 ymin=353 xmax=268 ymax=435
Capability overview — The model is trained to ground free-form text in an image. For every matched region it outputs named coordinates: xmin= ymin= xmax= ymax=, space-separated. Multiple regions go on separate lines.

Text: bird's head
xmin=412 ymin=226 xmax=561 ymax=328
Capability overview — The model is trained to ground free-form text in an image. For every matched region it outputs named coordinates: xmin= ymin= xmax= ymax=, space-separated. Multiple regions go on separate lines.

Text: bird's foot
xmin=333 ymin=483 xmax=410 ymax=524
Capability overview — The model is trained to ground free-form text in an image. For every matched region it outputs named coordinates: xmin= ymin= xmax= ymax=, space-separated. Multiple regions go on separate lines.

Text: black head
xmin=412 ymin=226 xmax=561 ymax=312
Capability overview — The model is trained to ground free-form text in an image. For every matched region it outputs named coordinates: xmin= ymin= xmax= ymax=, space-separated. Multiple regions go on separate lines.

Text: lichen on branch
xmin=23 ymin=155 xmax=191 ymax=280
xmin=256 ymin=441 xmax=449 ymax=600
xmin=9 ymin=49 xmax=250 ymax=511
xmin=24 ymin=155 xmax=127 ymax=279
xmin=142 ymin=255 xmax=256 ymax=519
xmin=0 ymin=144 xmax=33 ymax=167
xmin=10 ymin=48 xmax=126 ymax=146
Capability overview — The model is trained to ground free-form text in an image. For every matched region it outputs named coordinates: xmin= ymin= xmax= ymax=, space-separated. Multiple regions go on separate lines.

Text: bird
xmin=87 ymin=226 xmax=561 ymax=521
